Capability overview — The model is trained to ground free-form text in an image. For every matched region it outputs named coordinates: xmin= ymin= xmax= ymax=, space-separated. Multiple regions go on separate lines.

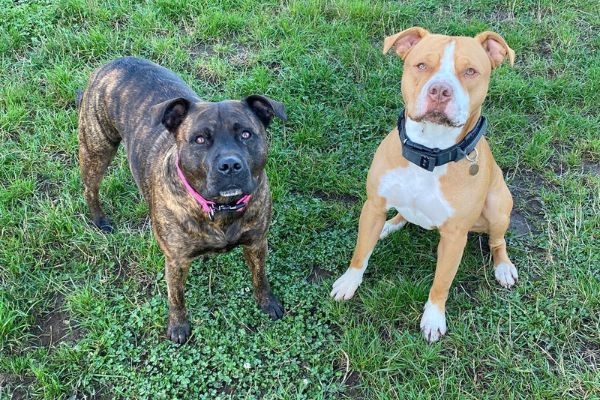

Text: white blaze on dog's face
xmin=413 ymin=40 xmax=469 ymax=127
xmin=404 ymin=36 xmax=492 ymax=127
xmin=383 ymin=28 xmax=515 ymax=146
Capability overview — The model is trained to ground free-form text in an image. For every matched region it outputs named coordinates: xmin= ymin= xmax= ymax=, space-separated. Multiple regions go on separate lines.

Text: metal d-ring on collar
xmin=397 ymin=109 xmax=487 ymax=171
xmin=465 ymin=147 xmax=479 ymax=164
xmin=175 ymin=153 xmax=251 ymax=220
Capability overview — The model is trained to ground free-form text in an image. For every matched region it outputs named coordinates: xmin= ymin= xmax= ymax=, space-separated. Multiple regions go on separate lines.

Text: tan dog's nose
xmin=428 ymin=83 xmax=453 ymax=104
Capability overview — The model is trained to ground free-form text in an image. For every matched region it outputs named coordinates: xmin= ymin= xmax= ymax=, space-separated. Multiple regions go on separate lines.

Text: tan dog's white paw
xmin=379 ymin=220 xmax=407 ymax=239
xmin=420 ymin=301 xmax=447 ymax=343
xmin=330 ymin=267 xmax=366 ymax=301
xmin=494 ymin=262 xmax=518 ymax=288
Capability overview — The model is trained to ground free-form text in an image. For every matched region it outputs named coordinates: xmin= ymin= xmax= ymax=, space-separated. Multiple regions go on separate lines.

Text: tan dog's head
xmin=383 ymin=27 xmax=515 ymax=128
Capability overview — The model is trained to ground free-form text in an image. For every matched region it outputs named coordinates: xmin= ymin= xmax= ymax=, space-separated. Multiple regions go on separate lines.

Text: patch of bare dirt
xmin=582 ymin=160 xmax=600 ymax=175
xmin=306 ymin=265 xmax=333 ymax=283
xmin=123 ymin=215 xmax=151 ymax=233
xmin=510 ymin=208 xmax=534 ymax=237
xmin=30 ymin=294 xmax=84 ymax=348
xmin=189 ymin=43 xmax=216 ymax=58
xmin=311 ymin=190 xmax=360 ymax=205
xmin=190 ymin=42 xmax=255 ymax=74
xmin=333 ymin=354 xmax=364 ymax=399
xmin=109 ymin=257 xmax=159 ymax=296
xmin=490 ymin=8 xmax=515 ymax=22
xmin=0 ymin=374 xmax=35 ymax=400
xmin=35 ymin=173 xmax=60 ymax=196
xmin=506 ymin=169 xmax=547 ymax=237
xmin=545 ymin=144 xmax=599 ymax=177
xmin=194 ymin=65 xmax=223 ymax=86
xmin=580 ymin=340 xmax=600 ymax=372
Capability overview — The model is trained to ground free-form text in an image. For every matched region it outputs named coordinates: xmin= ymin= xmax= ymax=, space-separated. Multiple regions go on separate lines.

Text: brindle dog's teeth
xmin=220 ymin=188 xmax=242 ymax=197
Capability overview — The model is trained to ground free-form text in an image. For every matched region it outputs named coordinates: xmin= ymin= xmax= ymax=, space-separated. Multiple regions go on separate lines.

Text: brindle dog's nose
xmin=217 ymin=155 xmax=244 ymax=175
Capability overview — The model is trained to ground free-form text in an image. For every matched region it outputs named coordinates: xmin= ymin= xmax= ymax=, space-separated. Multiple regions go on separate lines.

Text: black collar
xmin=397 ymin=109 xmax=487 ymax=171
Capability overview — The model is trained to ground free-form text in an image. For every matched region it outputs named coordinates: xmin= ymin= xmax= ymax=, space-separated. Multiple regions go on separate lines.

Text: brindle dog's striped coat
xmin=78 ymin=57 xmax=286 ymax=343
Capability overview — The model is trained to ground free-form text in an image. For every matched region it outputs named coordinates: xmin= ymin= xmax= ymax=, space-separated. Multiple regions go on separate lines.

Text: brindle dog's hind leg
xmin=78 ymin=122 xmax=120 ymax=232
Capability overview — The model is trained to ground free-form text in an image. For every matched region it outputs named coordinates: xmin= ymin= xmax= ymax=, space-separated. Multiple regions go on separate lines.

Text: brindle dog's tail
xmin=75 ymin=89 xmax=84 ymax=110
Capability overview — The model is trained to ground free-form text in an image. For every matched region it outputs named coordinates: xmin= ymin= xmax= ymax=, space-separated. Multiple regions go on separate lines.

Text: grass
xmin=1 ymin=0 xmax=598 ymax=398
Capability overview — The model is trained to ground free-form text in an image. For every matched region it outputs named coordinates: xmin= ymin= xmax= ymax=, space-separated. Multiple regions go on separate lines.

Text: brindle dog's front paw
xmin=260 ymin=295 xmax=284 ymax=320
xmin=167 ymin=320 xmax=191 ymax=344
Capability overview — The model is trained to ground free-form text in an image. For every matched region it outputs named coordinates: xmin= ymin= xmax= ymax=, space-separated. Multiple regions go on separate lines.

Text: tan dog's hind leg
xmin=379 ymin=213 xmax=407 ymax=240
xmin=421 ymin=230 xmax=468 ymax=342
xmin=331 ymin=198 xmax=387 ymax=300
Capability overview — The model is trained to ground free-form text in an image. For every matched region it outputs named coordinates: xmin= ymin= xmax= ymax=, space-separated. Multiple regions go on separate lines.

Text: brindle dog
xmin=77 ymin=57 xmax=287 ymax=343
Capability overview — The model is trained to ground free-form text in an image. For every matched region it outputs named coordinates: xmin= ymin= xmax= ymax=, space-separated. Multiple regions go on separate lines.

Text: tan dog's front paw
xmin=420 ymin=301 xmax=447 ymax=343
xmin=330 ymin=267 xmax=365 ymax=300
xmin=494 ymin=262 xmax=518 ymax=288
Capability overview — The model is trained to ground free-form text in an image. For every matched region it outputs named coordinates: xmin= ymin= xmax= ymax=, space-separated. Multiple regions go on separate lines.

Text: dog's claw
xmin=260 ymin=295 xmax=284 ymax=320
xmin=330 ymin=267 xmax=365 ymax=301
xmin=167 ymin=321 xmax=191 ymax=344
xmin=494 ymin=263 xmax=518 ymax=288
xmin=423 ymin=329 xmax=437 ymax=343
xmin=420 ymin=301 xmax=447 ymax=343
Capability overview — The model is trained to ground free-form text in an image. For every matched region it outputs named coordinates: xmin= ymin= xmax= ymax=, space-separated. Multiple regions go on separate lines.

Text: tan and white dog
xmin=330 ymin=27 xmax=517 ymax=342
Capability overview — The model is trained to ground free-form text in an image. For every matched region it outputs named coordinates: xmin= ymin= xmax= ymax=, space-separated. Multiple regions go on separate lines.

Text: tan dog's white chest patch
xmin=378 ymin=164 xmax=454 ymax=229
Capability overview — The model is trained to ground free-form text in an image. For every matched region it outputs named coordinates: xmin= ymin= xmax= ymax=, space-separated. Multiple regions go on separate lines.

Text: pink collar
xmin=175 ymin=154 xmax=251 ymax=220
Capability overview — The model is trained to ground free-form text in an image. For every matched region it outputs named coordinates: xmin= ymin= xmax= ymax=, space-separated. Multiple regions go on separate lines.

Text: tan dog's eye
xmin=241 ymin=130 xmax=252 ymax=140
xmin=464 ymin=68 xmax=478 ymax=77
xmin=416 ymin=63 xmax=427 ymax=71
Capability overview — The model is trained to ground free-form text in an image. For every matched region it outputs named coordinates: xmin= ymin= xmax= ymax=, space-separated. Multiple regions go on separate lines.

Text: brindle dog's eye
xmin=195 ymin=135 xmax=206 ymax=144
xmin=241 ymin=130 xmax=252 ymax=140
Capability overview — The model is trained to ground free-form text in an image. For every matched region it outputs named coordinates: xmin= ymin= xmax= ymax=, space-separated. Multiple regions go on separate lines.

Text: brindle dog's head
xmin=152 ymin=95 xmax=286 ymax=203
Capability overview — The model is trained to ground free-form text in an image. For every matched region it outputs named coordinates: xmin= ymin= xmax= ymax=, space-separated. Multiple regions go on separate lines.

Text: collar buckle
xmin=419 ymin=155 xmax=431 ymax=170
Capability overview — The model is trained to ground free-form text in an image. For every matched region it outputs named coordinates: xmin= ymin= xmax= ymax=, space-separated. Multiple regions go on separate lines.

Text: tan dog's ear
xmin=383 ymin=27 xmax=430 ymax=59
xmin=475 ymin=31 xmax=515 ymax=68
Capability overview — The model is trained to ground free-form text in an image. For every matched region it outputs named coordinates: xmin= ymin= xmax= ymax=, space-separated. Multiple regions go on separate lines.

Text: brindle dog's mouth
xmin=219 ymin=188 xmax=243 ymax=197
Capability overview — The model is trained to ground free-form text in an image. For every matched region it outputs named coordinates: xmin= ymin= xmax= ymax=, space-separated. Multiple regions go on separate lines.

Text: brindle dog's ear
xmin=243 ymin=95 xmax=287 ymax=127
xmin=151 ymin=97 xmax=191 ymax=134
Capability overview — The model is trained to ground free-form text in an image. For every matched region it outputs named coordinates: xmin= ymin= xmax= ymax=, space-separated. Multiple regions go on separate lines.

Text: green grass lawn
xmin=1 ymin=0 xmax=598 ymax=398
